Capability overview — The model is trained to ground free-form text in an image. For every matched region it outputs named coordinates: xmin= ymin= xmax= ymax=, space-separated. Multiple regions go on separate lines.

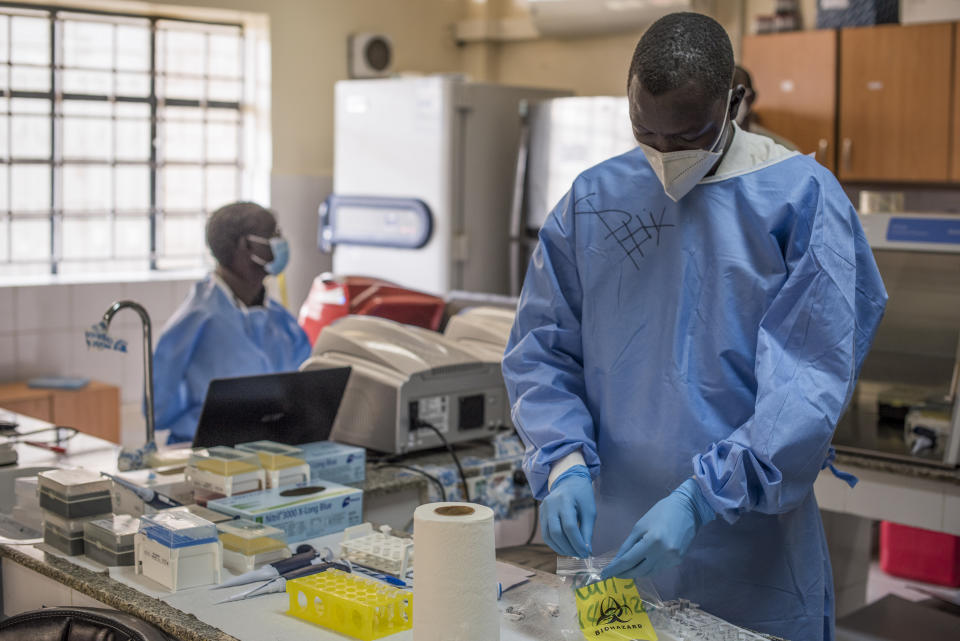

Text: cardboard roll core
xmin=434 ymin=505 xmax=475 ymax=517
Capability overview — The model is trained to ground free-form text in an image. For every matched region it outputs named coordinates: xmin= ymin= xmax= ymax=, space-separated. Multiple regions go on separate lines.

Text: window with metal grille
xmin=0 ymin=3 xmax=264 ymax=277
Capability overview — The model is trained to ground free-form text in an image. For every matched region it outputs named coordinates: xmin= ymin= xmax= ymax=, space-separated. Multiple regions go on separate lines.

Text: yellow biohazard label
xmin=574 ymin=577 xmax=658 ymax=640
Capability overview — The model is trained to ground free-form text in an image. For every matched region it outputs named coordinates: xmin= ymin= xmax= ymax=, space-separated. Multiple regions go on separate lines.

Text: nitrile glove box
xmin=205 ymin=482 xmax=363 ymax=543
xmin=298 ymin=441 xmax=365 ymax=485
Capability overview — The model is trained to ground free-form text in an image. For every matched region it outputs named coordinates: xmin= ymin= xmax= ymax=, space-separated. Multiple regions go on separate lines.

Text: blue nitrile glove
xmin=601 ymin=478 xmax=715 ymax=579
xmin=540 ymin=465 xmax=595 ymax=559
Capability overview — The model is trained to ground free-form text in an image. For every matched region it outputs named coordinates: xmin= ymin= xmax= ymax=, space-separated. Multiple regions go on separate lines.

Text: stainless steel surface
xmin=834 ymin=246 xmax=960 ymax=466
xmin=103 ymin=300 xmax=155 ymax=446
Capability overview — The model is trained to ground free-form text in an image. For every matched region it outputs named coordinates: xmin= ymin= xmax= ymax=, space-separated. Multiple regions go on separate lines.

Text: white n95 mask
xmin=638 ymin=90 xmax=732 ymax=202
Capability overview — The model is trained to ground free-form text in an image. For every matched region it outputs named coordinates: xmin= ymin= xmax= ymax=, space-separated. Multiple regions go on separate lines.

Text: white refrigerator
xmin=323 ymin=76 xmax=567 ymax=296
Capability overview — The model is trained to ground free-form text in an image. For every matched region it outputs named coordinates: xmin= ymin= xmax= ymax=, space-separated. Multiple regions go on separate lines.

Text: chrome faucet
xmin=102 ymin=300 xmax=155 ymax=447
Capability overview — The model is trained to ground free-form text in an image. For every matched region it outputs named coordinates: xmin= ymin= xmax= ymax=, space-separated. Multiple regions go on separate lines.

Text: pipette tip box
xmin=206 ymin=482 xmax=362 ymax=543
xmin=185 ymin=447 xmax=266 ymax=497
xmin=234 ymin=440 xmax=311 ymax=488
xmin=217 ymin=518 xmax=291 ymax=573
xmin=340 ymin=523 xmax=413 ymax=577
xmin=84 ymin=514 xmax=140 ymax=566
xmin=38 ymin=469 xmax=112 ymax=519
xmin=135 ymin=510 xmax=222 ymax=591
xmin=298 ymin=441 xmax=365 ymax=485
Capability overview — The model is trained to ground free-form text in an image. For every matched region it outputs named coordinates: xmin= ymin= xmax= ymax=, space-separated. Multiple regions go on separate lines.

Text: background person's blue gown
xmin=503 ymin=132 xmax=887 ymax=641
xmin=152 ymin=275 xmax=312 ymax=443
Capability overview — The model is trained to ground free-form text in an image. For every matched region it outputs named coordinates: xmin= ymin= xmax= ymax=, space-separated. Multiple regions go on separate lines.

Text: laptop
xmin=191 ymin=367 xmax=351 ymax=449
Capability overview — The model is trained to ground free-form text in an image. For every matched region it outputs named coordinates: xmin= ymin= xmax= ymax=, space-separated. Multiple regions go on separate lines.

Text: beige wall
xmin=146 ymin=0 xmax=469 ymax=177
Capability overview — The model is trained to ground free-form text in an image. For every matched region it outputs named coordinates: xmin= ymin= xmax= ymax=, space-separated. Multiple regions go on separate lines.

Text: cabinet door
xmin=742 ymin=30 xmax=838 ymax=171
xmin=952 ymin=23 xmax=960 ymax=182
xmin=839 ymin=23 xmax=953 ymax=182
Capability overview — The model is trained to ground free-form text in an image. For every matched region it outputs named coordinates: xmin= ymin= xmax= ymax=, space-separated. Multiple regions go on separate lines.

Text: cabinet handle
xmin=841 ymin=138 xmax=852 ymax=173
xmin=817 ymin=138 xmax=828 ymax=163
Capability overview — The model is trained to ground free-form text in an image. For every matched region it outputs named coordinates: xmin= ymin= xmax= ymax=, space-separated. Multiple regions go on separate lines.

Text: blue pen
xmin=351 ymin=565 xmax=408 ymax=588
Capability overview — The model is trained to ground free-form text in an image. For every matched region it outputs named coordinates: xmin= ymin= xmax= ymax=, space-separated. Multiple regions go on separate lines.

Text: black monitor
xmin=191 ymin=367 xmax=351 ymax=449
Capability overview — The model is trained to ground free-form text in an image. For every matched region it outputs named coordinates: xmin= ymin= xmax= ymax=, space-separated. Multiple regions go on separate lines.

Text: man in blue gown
xmin=152 ymin=202 xmax=311 ymax=443
xmin=502 ymin=13 xmax=887 ymax=641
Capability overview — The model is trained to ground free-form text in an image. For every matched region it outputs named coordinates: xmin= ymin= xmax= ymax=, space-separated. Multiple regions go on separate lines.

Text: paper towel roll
xmin=413 ymin=502 xmax=499 ymax=641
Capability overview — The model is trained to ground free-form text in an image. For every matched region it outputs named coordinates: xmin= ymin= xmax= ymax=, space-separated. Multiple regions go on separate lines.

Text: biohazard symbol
xmin=596 ymin=595 xmax=633 ymax=626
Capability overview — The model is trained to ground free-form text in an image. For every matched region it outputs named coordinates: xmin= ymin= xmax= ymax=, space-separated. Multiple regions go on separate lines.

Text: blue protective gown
xmin=152 ymin=274 xmax=312 ymax=443
xmin=503 ymin=137 xmax=887 ymax=641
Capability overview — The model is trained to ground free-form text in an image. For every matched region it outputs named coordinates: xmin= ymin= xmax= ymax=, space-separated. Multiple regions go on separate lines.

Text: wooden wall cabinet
xmin=0 ymin=381 xmax=120 ymax=443
xmin=838 ymin=22 xmax=953 ymax=182
xmin=953 ymin=24 xmax=960 ymax=183
xmin=742 ymin=30 xmax=838 ymax=171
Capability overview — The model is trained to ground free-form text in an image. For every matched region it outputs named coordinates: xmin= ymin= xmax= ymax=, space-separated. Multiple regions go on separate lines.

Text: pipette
xmin=101 ymin=472 xmax=182 ymax=511
xmin=216 ymin=561 xmax=352 ymax=604
xmin=212 ymin=545 xmax=331 ymax=589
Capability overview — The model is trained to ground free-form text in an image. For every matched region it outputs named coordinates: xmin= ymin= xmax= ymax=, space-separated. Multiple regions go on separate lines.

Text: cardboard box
xmin=900 ymin=0 xmax=960 ymax=24
xmin=206 ymin=482 xmax=363 ymax=543
xmin=816 ymin=0 xmax=898 ymax=28
xmin=298 ymin=441 xmax=366 ymax=485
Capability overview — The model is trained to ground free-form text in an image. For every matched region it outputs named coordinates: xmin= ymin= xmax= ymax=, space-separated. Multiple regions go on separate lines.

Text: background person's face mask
xmin=638 ymin=90 xmax=732 ymax=202
xmin=247 ymin=234 xmax=290 ymax=275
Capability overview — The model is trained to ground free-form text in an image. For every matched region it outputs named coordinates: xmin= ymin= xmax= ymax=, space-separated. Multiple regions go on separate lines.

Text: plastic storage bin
xmin=185 ymin=447 xmax=265 ymax=496
xmin=286 ymin=569 xmax=412 ymax=640
xmin=880 ymin=521 xmax=960 ymax=587
xmin=218 ymin=519 xmax=290 ymax=573
xmin=84 ymin=515 xmax=140 ymax=567
xmin=38 ymin=469 xmax=112 ymax=518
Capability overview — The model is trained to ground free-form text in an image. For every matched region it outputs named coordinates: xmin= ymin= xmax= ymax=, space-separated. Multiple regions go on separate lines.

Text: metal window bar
xmin=0 ymin=2 xmax=245 ymax=275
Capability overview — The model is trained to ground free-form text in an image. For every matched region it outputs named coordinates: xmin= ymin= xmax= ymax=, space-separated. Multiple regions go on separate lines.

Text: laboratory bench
xmin=6 ymin=409 xmax=943 ymax=641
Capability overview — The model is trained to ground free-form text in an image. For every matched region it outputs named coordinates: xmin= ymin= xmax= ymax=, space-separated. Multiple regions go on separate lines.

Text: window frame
xmin=0 ymin=1 xmax=248 ymax=275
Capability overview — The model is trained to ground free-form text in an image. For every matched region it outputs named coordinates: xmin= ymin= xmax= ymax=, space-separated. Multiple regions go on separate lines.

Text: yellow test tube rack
xmin=286 ymin=569 xmax=412 ymax=640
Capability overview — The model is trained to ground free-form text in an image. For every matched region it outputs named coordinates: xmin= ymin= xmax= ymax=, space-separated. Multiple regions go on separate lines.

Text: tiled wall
xmin=0 ymin=278 xmax=198 ymax=445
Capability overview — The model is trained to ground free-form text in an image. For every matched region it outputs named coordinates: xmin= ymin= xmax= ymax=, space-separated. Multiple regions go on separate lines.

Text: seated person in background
xmin=152 ymin=201 xmax=312 ymax=443
xmin=733 ymin=64 xmax=800 ymax=151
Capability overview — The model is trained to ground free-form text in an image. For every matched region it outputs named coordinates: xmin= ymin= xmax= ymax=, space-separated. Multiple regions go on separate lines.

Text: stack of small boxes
xmin=38 ymin=469 xmax=113 ymax=556
xmin=217 ymin=518 xmax=291 ymax=573
xmin=185 ymin=447 xmax=266 ymax=504
xmin=84 ymin=514 xmax=140 ymax=566
xmin=235 ymin=441 xmax=310 ymax=488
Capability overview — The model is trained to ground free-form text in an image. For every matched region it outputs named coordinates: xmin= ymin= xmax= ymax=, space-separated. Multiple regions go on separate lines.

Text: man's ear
xmin=729 ymin=85 xmax=747 ymax=120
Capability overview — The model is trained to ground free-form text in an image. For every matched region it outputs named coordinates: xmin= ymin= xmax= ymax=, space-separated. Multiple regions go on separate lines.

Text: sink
xmin=0 ymin=465 xmax=56 ymax=544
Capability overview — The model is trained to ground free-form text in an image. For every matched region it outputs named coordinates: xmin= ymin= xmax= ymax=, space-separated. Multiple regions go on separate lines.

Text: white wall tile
xmin=122 ymin=281 xmax=175 ymax=331
xmin=113 ymin=325 xmax=145 ymax=403
xmin=121 ymin=401 xmax=147 ymax=448
xmin=71 ymin=282 xmax=130 ymax=332
xmin=15 ymin=331 xmax=73 ymax=379
xmin=14 ymin=285 xmax=72 ymax=332
xmin=0 ymin=335 xmax=16 ymax=382
xmin=70 ymin=332 xmax=125 ymax=387
xmin=0 ymin=288 xmax=14 ymax=334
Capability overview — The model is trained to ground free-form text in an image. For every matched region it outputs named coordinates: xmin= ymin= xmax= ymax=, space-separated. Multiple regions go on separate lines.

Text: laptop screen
xmin=191 ymin=367 xmax=351 ymax=448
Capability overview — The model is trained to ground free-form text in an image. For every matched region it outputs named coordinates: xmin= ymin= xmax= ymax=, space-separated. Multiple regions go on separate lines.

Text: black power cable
xmin=525 ymin=501 xmax=539 ymax=545
xmin=375 ymin=463 xmax=447 ymax=502
xmin=414 ymin=420 xmax=470 ymax=502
